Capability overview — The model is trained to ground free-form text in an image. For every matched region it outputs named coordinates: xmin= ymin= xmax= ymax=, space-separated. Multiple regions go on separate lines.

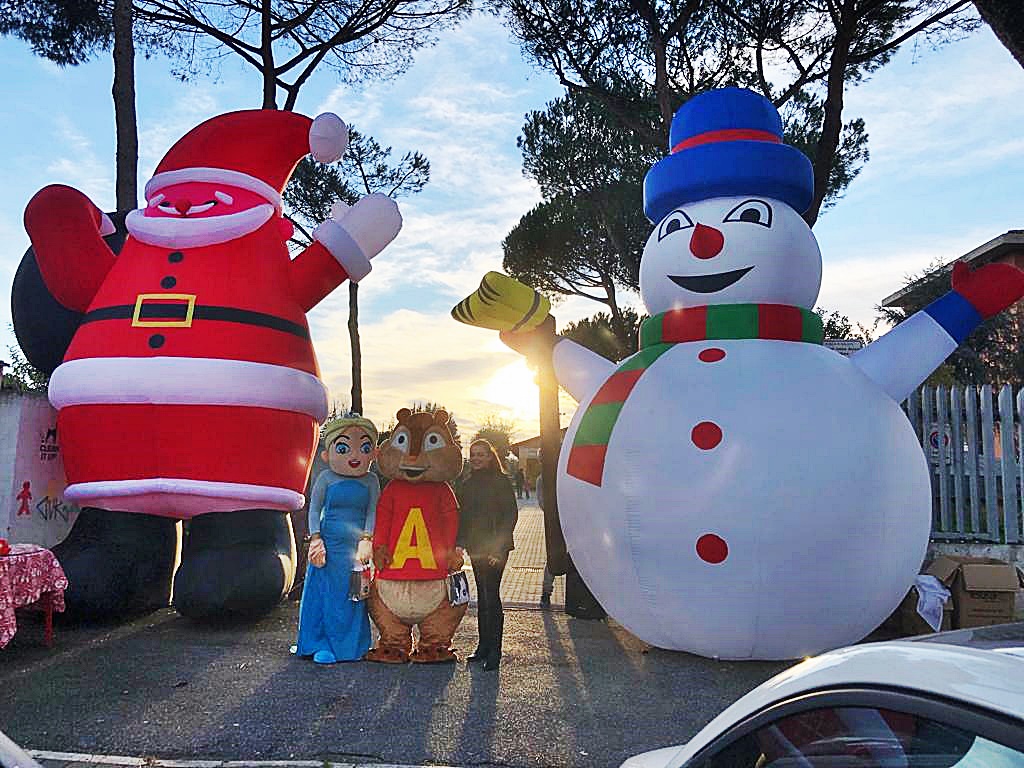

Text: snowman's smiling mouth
xmin=669 ymin=266 xmax=754 ymax=293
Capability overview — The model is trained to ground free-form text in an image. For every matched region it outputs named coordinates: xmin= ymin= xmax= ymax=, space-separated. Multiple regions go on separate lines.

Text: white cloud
xmin=136 ymin=88 xmax=222 ymax=183
xmin=365 ymin=177 xmax=542 ymax=297
xmin=846 ymin=30 xmax=1024 ymax=188
xmin=44 ymin=117 xmax=114 ymax=209
xmin=311 ymin=16 xmax=558 ymax=309
xmin=310 ymin=307 xmax=547 ymax=438
xmin=818 ymin=225 xmax=1009 ymax=332
xmin=0 ymin=216 xmax=26 ymax=323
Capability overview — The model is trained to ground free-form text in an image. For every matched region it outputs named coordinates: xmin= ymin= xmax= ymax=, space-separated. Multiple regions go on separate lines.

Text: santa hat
xmin=643 ymin=87 xmax=813 ymax=223
xmin=144 ymin=110 xmax=349 ymax=212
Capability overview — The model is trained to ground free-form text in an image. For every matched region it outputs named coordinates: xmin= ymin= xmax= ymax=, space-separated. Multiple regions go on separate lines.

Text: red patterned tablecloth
xmin=0 ymin=544 xmax=68 ymax=648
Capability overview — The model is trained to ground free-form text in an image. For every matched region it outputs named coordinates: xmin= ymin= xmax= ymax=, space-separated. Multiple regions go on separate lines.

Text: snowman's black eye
xmin=724 ymin=199 xmax=773 ymax=228
xmin=658 ymin=209 xmax=694 ymax=241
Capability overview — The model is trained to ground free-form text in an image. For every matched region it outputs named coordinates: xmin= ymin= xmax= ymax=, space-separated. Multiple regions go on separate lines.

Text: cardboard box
xmin=895 ymin=586 xmax=953 ymax=635
xmin=927 ymin=555 xmax=1024 ymax=629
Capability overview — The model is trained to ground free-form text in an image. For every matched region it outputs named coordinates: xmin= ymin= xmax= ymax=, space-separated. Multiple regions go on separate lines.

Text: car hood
xmin=620 ymin=745 xmax=688 ymax=768
xmin=653 ymin=639 xmax=1024 ymax=768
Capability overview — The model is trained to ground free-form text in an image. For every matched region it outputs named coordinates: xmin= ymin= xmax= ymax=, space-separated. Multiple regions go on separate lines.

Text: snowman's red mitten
xmin=950 ymin=260 xmax=1024 ymax=319
xmin=312 ymin=194 xmax=402 ymax=282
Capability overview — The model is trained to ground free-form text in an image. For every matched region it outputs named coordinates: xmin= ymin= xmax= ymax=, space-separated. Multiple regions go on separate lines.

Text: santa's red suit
xmin=24 ymin=109 xmax=400 ymax=519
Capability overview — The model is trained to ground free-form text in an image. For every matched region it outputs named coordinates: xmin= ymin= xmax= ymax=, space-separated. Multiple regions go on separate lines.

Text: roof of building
xmin=510 ymin=428 xmax=568 ymax=451
xmin=882 ymin=230 xmax=1024 ymax=309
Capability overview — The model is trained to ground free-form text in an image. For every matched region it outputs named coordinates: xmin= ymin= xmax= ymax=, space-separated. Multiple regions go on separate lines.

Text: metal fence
xmin=904 ymin=385 xmax=1024 ymax=544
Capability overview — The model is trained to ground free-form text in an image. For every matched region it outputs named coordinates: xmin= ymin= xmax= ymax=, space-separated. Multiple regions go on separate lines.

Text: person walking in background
xmin=513 ymin=467 xmax=525 ymax=499
xmin=456 ymin=439 xmax=518 ymax=671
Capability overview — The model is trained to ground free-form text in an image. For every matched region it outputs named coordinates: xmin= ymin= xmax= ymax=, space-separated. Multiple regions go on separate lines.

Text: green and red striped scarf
xmin=566 ymin=303 xmax=824 ymax=487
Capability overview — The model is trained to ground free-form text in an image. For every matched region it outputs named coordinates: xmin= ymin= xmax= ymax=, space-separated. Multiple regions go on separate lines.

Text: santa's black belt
xmin=82 ymin=297 xmax=310 ymax=340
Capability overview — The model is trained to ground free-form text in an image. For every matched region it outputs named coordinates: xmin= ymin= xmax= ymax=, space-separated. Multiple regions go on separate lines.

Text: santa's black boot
xmin=173 ymin=509 xmax=296 ymax=620
xmin=53 ymin=507 xmax=180 ymax=620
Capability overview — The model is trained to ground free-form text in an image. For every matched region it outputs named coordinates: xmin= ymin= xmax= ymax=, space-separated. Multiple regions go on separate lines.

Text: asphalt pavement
xmin=0 ymin=499 xmax=792 ymax=768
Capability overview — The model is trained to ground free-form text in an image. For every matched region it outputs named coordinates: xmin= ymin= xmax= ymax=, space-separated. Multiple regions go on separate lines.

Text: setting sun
xmin=480 ymin=359 xmax=540 ymax=425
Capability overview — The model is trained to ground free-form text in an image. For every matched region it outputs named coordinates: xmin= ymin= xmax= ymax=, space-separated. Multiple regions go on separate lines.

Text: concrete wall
xmin=1 ymin=390 xmax=79 ymax=546
xmin=0 ymin=392 xmax=23 ymax=508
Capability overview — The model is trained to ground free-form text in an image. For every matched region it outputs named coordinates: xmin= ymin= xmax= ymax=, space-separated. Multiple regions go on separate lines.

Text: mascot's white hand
xmin=332 ymin=193 xmax=402 ymax=261
xmin=309 ymin=537 xmax=326 ymax=568
xmin=356 ymin=538 xmax=373 ymax=563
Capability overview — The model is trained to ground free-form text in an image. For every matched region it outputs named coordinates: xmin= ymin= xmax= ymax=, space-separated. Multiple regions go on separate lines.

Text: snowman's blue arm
xmin=552 ymin=338 xmax=617 ymax=403
xmin=849 ymin=290 xmax=979 ymax=403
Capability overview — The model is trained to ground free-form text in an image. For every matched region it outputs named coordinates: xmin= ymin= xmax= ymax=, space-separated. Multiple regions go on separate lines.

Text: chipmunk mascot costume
xmin=366 ymin=408 xmax=467 ymax=663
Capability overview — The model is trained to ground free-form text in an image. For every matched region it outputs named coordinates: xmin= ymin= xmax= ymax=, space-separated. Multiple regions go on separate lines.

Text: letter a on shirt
xmin=391 ymin=507 xmax=437 ymax=570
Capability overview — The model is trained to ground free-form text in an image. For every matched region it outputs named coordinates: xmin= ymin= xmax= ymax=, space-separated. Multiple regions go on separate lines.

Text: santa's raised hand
xmin=312 ymin=194 xmax=403 ymax=282
xmin=21 ymin=108 xmax=402 ymax=621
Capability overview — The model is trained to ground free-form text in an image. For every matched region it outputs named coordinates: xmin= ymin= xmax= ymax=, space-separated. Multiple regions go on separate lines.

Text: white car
xmin=622 ymin=623 xmax=1024 ymax=768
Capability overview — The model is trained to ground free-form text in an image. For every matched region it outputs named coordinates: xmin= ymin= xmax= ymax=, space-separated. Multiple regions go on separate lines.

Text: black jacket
xmin=455 ymin=468 xmax=518 ymax=559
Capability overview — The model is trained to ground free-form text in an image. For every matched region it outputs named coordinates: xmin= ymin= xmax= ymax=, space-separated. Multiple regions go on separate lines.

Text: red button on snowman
xmin=523 ymin=88 xmax=1024 ymax=659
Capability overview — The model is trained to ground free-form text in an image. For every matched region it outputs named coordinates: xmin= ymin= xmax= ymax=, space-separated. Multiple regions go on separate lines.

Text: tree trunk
xmin=349 ymin=281 xmax=362 ymax=414
xmin=974 ymin=0 xmax=1024 ymax=69
xmin=112 ymin=0 xmax=138 ymax=211
xmin=803 ymin=3 xmax=855 ymax=226
xmin=260 ymin=0 xmax=277 ymax=108
xmin=537 ymin=320 xmax=568 ymax=575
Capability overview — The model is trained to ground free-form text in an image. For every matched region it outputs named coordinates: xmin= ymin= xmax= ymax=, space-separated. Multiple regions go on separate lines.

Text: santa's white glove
xmin=312 ymin=193 xmax=402 ymax=282
xmin=356 ymin=537 xmax=373 ymax=563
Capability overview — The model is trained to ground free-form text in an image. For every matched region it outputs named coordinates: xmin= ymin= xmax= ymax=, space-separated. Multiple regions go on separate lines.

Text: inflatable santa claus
xmin=22 ymin=109 xmax=402 ymax=619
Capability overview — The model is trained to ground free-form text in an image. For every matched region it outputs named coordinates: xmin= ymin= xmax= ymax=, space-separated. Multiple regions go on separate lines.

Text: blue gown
xmin=294 ymin=476 xmax=375 ymax=661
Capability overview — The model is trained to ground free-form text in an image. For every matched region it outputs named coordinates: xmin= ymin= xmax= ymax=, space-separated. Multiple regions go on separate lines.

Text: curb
xmin=31 ymin=752 xmax=463 ymax=768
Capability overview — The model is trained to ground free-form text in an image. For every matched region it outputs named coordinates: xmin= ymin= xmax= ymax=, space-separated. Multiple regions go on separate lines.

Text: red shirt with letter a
xmin=373 ymin=480 xmax=459 ymax=581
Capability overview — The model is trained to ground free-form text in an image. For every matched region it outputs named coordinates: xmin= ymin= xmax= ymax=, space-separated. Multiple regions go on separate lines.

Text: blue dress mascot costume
xmin=293 ymin=414 xmax=380 ymax=664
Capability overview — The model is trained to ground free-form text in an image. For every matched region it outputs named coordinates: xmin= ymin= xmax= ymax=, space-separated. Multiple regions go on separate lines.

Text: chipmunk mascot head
xmin=365 ymin=408 xmax=467 ymax=663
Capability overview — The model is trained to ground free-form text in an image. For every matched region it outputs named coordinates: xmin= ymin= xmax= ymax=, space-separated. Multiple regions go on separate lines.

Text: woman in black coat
xmin=455 ymin=439 xmax=519 ymax=671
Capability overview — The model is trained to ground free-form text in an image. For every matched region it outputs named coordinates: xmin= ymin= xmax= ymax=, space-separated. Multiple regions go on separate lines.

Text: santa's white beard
xmin=125 ymin=203 xmax=275 ymax=248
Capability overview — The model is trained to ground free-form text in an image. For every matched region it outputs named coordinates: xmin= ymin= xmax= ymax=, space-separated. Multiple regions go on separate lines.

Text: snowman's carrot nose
xmin=690 ymin=223 xmax=724 ymax=259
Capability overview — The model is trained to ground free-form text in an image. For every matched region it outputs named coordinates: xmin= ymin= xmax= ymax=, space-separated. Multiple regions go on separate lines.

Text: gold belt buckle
xmin=131 ymin=293 xmax=197 ymax=328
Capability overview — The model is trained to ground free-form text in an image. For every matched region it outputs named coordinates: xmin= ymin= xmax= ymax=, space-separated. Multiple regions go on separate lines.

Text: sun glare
xmin=481 ymin=359 xmax=539 ymax=423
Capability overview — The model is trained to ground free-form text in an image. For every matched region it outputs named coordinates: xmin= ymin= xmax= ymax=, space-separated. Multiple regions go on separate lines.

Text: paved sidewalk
xmin=476 ymin=498 xmax=564 ymax=609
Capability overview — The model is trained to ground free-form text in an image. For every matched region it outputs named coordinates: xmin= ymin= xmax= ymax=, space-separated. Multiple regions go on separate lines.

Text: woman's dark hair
xmin=469 ymin=439 xmax=505 ymax=473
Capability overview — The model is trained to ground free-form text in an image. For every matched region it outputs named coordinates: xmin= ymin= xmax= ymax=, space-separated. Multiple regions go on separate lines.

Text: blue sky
xmin=1 ymin=13 xmax=1022 ymax=440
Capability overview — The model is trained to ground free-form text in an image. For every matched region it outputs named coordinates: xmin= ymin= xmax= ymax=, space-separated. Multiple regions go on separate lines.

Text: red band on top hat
xmin=671 ymin=128 xmax=781 ymax=155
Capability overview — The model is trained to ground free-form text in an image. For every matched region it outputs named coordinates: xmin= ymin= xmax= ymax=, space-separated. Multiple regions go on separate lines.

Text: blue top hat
xmin=643 ymin=87 xmax=814 ymax=223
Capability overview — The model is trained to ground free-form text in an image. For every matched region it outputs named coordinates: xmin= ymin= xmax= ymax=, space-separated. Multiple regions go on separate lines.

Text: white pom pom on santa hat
xmin=309 ymin=113 xmax=349 ymax=164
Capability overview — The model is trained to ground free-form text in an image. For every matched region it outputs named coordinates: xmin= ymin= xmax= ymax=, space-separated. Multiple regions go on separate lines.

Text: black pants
xmin=471 ymin=556 xmax=506 ymax=657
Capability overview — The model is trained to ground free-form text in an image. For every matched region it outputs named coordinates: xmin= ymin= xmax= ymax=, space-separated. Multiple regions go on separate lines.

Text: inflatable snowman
xmin=509 ymin=88 xmax=1024 ymax=659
